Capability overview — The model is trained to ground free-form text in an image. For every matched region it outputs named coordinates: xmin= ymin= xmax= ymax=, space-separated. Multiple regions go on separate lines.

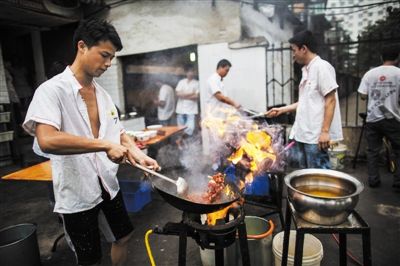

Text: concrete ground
xmin=1 ymin=147 xmax=399 ymax=266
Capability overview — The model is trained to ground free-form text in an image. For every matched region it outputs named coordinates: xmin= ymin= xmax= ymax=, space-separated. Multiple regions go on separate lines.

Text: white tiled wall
xmin=95 ymin=59 xmax=124 ymax=111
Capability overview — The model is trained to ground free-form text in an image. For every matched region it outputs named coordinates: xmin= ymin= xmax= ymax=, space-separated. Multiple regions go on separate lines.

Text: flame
xmin=207 ymin=205 xmax=231 ymax=225
xmin=228 ymin=130 xmax=276 ymax=182
xmin=201 ymin=107 xmax=245 ymax=137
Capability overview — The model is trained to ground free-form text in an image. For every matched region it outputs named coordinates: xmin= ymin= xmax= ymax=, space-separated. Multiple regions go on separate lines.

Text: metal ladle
xmin=126 ymin=161 xmax=189 ymax=195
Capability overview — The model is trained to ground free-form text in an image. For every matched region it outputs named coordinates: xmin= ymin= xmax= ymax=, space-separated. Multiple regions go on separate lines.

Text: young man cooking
xmin=267 ymin=30 xmax=343 ymax=168
xmin=23 ymin=18 xmax=159 ymax=266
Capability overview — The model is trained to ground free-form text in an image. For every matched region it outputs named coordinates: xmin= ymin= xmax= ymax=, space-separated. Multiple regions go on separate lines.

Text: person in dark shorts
xmin=23 ymin=18 xmax=160 ymax=265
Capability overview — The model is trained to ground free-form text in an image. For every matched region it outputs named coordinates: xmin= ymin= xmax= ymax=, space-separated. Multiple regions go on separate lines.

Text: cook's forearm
xmin=120 ymin=133 xmax=150 ymax=162
xmin=215 ymin=92 xmax=239 ymax=108
xmin=322 ymin=92 xmax=336 ymax=133
xmin=284 ymin=102 xmax=298 ymax=113
xmin=37 ymin=129 xmax=110 ymax=155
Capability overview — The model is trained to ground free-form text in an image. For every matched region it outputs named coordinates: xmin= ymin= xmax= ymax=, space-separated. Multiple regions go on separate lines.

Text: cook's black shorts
xmin=62 ymin=183 xmax=134 ymax=265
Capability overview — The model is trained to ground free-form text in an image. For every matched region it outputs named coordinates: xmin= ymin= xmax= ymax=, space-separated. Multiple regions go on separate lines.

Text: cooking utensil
xmin=152 ymin=178 xmax=241 ymax=214
xmin=285 ymin=169 xmax=364 ymax=225
xmin=127 ymin=161 xmax=188 ymax=195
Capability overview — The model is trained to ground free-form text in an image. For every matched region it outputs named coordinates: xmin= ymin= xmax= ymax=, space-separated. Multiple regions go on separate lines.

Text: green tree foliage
xmin=357 ymin=7 xmax=400 ymax=74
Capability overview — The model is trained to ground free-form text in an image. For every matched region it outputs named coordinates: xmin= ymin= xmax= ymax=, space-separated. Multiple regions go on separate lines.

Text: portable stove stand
xmin=153 ymin=207 xmax=251 ymax=266
xmin=281 ymin=198 xmax=371 ymax=266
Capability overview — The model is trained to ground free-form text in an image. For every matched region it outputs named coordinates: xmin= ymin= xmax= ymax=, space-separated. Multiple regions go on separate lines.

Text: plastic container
xmin=272 ymin=230 xmax=323 ymax=266
xmin=0 ymin=112 xmax=11 ymax=123
xmin=0 ymin=131 xmax=14 ymax=143
xmin=200 ymin=217 xmax=274 ymax=266
xmin=328 ymin=144 xmax=347 ymax=170
xmin=244 ymin=174 xmax=270 ymax=196
xmin=0 ymin=223 xmax=42 ymax=266
xmin=119 ymin=180 xmax=151 ymax=213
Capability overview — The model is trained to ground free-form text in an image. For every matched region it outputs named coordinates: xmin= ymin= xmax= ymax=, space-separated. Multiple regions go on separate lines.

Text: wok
xmin=151 ymin=177 xmax=241 ymax=214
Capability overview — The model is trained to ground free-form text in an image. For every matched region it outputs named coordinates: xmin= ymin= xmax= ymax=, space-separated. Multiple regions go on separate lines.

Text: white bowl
xmin=126 ymin=131 xmax=144 ymax=137
xmin=147 ymin=124 xmax=162 ymax=130
xmin=146 ymin=130 xmax=157 ymax=138
xmin=135 ymin=133 xmax=150 ymax=141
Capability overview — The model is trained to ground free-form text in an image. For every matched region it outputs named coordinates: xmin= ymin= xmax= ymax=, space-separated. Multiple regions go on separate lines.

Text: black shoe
xmin=369 ymin=180 xmax=381 ymax=188
xmin=392 ymin=183 xmax=400 ymax=189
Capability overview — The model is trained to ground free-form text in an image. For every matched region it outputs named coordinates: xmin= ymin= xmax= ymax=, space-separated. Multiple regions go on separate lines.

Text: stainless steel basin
xmin=284 ymin=169 xmax=364 ymax=225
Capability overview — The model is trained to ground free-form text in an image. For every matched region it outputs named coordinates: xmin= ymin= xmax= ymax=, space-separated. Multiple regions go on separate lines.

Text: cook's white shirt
xmin=290 ymin=56 xmax=343 ymax=144
xmin=358 ymin=65 xmax=400 ymax=123
xmin=175 ymin=78 xmax=199 ymax=115
xmin=204 ymin=72 xmax=229 ymax=116
xmin=23 ymin=67 xmax=124 ymax=214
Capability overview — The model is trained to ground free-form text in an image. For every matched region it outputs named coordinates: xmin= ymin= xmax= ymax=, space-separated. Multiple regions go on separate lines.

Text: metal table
xmin=281 ymin=198 xmax=371 ymax=266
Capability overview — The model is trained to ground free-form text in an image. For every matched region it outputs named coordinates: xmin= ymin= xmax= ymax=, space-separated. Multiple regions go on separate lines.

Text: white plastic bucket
xmin=328 ymin=144 xmax=347 ymax=170
xmin=272 ymin=230 xmax=323 ymax=266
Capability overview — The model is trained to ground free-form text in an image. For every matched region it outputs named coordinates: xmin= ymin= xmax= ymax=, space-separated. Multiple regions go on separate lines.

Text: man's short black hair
xmin=289 ymin=30 xmax=318 ymax=53
xmin=73 ymin=18 xmax=123 ymax=52
xmin=381 ymin=45 xmax=399 ymax=61
xmin=217 ymin=59 xmax=232 ymax=69
xmin=184 ymin=64 xmax=194 ymax=72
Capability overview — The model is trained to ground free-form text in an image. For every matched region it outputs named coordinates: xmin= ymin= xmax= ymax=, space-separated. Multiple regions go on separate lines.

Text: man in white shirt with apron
xmin=267 ymin=30 xmax=343 ymax=169
xmin=358 ymin=45 xmax=400 ymax=189
xmin=23 ymin=18 xmax=159 ymax=266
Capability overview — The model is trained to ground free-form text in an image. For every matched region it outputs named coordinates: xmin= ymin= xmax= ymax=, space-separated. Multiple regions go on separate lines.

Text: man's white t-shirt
xmin=358 ymin=65 xmax=400 ymax=123
xmin=205 ymin=72 xmax=229 ymax=115
xmin=158 ymin=84 xmax=175 ymax=121
xmin=23 ymin=67 xmax=124 ymax=214
xmin=175 ymin=78 xmax=199 ymax=115
xmin=290 ymin=56 xmax=343 ymax=144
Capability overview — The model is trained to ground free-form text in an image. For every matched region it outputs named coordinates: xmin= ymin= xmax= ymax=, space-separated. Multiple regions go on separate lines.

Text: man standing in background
xmin=267 ymin=30 xmax=343 ymax=169
xmin=175 ymin=64 xmax=199 ymax=141
xmin=358 ymin=45 xmax=400 ymax=189
xmin=155 ymin=80 xmax=175 ymax=126
xmin=204 ymin=59 xmax=241 ymax=114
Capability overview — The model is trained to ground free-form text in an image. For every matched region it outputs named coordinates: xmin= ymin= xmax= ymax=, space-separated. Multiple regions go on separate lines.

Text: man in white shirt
xmin=23 ymin=19 xmax=159 ymax=266
xmin=267 ymin=30 xmax=343 ymax=169
xmin=175 ymin=65 xmax=199 ymax=136
xmin=155 ymin=81 xmax=175 ymax=126
xmin=358 ymin=45 xmax=400 ymax=189
xmin=205 ymin=59 xmax=241 ymax=115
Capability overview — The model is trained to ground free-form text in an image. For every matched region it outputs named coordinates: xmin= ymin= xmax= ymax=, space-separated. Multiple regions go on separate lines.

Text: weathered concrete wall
xmin=109 ymin=0 xmax=241 ymax=57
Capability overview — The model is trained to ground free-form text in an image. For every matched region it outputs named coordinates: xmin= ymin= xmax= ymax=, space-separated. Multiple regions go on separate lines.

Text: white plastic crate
xmin=0 ymin=130 xmax=13 ymax=142
xmin=0 ymin=112 xmax=11 ymax=123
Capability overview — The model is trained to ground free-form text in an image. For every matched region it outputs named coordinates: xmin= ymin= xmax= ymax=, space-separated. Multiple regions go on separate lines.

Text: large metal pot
xmin=284 ymin=169 xmax=364 ymax=225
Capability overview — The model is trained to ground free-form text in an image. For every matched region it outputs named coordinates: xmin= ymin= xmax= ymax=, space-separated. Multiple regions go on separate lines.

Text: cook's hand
xmin=105 ymin=142 xmax=128 ymax=164
xmin=234 ymin=102 xmax=242 ymax=109
xmin=126 ymin=148 xmax=160 ymax=171
xmin=318 ymin=131 xmax=330 ymax=150
xmin=265 ymin=107 xmax=283 ymax=118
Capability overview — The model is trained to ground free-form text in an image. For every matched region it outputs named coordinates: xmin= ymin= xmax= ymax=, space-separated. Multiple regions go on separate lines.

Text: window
xmin=378 ymin=10 xmax=383 ymax=15
xmin=358 ymin=21 xmax=362 ymax=26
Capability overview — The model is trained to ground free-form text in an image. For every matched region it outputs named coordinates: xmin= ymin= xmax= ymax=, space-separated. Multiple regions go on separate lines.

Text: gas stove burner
xmin=153 ymin=205 xmax=250 ymax=266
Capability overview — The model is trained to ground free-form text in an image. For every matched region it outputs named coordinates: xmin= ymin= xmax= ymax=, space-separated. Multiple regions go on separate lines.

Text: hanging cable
xmin=145 ymin=229 xmax=156 ymax=266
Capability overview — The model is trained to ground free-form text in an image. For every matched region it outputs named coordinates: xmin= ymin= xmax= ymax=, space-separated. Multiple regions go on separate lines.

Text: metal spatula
xmin=127 ymin=161 xmax=188 ymax=195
